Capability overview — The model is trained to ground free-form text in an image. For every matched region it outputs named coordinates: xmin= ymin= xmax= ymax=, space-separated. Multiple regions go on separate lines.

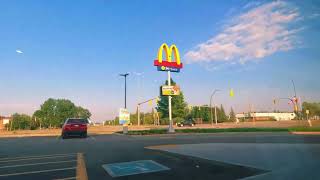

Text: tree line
xmin=107 ymin=78 xmax=236 ymax=125
xmin=302 ymin=102 xmax=320 ymax=119
xmin=6 ymin=98 xmax=91 ymax=130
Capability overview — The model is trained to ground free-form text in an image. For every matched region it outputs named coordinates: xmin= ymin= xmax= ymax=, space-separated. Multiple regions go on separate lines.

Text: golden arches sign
xmin=154 ymin=43 xmax=183 ymax=72
xmin=157 ymin=43 xmax=181 ymax=65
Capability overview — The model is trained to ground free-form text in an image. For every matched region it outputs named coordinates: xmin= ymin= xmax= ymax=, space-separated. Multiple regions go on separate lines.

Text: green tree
xmin=229 ymin=107 xmax=236 ymax=122
xmin=201 ymin=106 xmax=210 ymax=122
xmin=302 ymin=102 xmax=320 ymax=119
xmin=9 ymin=113 xmax=32 ymax=130
xmin=141 ymin=112 xmax=154 ymax=125
xmin=218 ymin=104 xmax=227 ymax=122
xmin=156 ymin=78 xmax=187 ymax=119
xmin=33 ymin=98 xmax=92 ymax=128
xmin=76 ymin=106 xmax=91 ymax=119
xmin=129 ymin=107 xmax=138 ymax=125
xmin=188 ymin=106 xmax=211 ymax=123
xmin=190 ymin=106 xmax=201 ymax=120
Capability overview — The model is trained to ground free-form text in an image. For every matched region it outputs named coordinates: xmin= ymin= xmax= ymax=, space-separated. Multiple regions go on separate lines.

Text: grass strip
xmin=122 ymin=127 xmax=320 ymax=135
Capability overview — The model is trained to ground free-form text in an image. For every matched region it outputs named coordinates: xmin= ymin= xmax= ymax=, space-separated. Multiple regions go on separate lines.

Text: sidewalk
xmin=148 ymin=143 xmax=320 ymax=180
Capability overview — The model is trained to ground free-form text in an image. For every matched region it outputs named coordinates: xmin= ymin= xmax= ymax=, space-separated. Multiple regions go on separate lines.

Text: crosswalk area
xmin=0 ymin=153 xmax=79 ymax=180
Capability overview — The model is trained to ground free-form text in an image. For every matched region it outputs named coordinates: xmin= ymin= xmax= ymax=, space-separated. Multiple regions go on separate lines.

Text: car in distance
xmin=177 ymin=119 xmax=196 ymax=127
xmin=61 ymin=118 xmax=88 ymax=138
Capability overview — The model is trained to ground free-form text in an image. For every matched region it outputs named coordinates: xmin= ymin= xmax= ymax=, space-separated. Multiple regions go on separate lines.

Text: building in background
xmin=0 ymin=116 xmax=12 ymax=130
xmin=236 ymin=112 xmax=296 ymax=121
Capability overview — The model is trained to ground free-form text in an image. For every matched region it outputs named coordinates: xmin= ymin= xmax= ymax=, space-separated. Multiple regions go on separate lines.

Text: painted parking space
xmin=0 ymin=153 xmax=87 ymax=180
xmin=102 ymin=160 xmax=170 ymax=177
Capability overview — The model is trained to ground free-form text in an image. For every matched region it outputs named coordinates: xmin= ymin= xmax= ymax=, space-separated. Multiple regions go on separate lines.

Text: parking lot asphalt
xmin=0 ymin=132 xmax=319 ymax=180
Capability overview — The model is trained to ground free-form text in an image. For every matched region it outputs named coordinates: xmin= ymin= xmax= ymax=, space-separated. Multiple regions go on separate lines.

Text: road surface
xmin=0 ymin=132 xmax=319 ymax=180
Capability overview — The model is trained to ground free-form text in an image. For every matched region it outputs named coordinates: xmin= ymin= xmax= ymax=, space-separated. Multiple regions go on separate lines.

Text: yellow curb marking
xmin=291 ymin=131 xmax=320 ymax=135
xmin=145 ymin=144 xmax=178 ymax=149
xmin=76 ymin=153 xmax=88 ymax=180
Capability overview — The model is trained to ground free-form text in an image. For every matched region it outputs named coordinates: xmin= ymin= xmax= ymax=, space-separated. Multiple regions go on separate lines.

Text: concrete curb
xmin=290 ymin=131 xmax=320 ymax=135
xmin=128 ymin=131 xmax=291 ymax=137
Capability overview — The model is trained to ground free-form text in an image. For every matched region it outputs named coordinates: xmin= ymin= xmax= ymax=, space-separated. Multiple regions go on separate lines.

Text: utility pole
xmin=210 ymin=89 xmax=220 ymax=126
xmin=120 ymin=73 xmax=129 ymax=109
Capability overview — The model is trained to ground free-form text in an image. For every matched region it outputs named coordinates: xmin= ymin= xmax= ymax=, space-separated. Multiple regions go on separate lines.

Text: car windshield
xmin=67 ymin=119 xmax=87 ymax=124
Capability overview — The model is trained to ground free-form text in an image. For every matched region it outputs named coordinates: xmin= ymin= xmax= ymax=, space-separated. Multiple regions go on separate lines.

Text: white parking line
xmin=53 ymin=177 xmax=76 ymax=180
xmin=0 ymin=167 xmax=76 ymax=177
xmin=0 ymin=153 xmax=76 ymax=161
xmin=0 ymin=159 xmax=77 ymax=169
xmin=0 ymin=154 xmax=76 ymax=163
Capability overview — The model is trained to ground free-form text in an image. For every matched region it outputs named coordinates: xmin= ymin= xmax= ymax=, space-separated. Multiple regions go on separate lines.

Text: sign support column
xmin=168 ymin=71 xmax=174 ymax=133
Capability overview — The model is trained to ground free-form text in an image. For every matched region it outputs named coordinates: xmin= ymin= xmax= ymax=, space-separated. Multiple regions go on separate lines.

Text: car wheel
xmin=82 ymin=132 xmax=87 ymax=138
xmin=62 ymin=133 xmax=67 ymax=139
xmin=181 ymin=124 xmax=183 ymax=127
xmin=191 ymin=124 xmax=194 ymax=127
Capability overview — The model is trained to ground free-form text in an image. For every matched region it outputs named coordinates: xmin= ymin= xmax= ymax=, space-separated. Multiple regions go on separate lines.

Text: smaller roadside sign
xmin=161 ymin=85 xmax=180 ymax=96
xmin=306 ymin=109 xmax=309 ymax=114
xmin=119 ymin=108 xmax=130 ymax=125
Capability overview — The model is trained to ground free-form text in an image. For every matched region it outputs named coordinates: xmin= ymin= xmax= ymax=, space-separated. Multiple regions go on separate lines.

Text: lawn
xmin=123 ymin=127 xmax=320 ymax=135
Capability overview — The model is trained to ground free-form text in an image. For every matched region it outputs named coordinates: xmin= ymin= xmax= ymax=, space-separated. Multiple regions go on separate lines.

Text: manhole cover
xmin=102 ymin=160 xmax=170 ymax=177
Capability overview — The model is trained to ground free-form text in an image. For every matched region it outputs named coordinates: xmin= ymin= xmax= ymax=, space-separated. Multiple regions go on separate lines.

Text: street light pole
xmin=210 ymin=89 xmax=220 ymax=126
xmin=291 ymin=80 xmax=297 ymax=98
xmin=120 ymin=73 xmax=129 ymax=109
xmin=215 ymin=105 xmax=217 ymax=125
xmin=120 ymin=73 xmax=129 ymax=134
xmin=291 ymin=80 xmax=300 ymax=119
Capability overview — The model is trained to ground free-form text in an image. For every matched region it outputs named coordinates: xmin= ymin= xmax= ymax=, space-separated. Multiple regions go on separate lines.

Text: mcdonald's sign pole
xmin=168 ymin=70 xmax=173 ymax=132
xmin=154 ymin=43 xmax=183 ymax=133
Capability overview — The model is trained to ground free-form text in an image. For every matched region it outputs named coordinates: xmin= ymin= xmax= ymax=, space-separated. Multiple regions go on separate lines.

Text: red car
xmin=61 ymin=118 xmax=88 ymax=139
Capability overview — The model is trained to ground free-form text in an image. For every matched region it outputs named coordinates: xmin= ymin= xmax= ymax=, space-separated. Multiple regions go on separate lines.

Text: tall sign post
xmin=154 ymin=43 xmax=183 ymax=133
xmin=119 ymin=73 xmax=129 ymax=134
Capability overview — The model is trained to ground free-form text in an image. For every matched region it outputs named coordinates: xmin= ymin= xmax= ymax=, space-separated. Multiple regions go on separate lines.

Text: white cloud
xmin=185 ymin=1 xmax=301 ymax=64
xmin=16 ymin=49 xmax=23 ymax=54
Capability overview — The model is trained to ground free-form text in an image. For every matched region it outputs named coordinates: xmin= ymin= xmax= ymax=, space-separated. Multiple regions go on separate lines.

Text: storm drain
xmin=102 ymin=160 xmax=170 ymax=177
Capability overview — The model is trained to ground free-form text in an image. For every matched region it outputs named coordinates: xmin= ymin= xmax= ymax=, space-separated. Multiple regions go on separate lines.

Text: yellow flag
xmin=230 ymin=88 xmax=234 ymax=97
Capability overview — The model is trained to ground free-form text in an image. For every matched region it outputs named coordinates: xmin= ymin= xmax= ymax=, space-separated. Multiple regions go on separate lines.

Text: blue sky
xmin=0 ymin=0 xmax=319 ymax=121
